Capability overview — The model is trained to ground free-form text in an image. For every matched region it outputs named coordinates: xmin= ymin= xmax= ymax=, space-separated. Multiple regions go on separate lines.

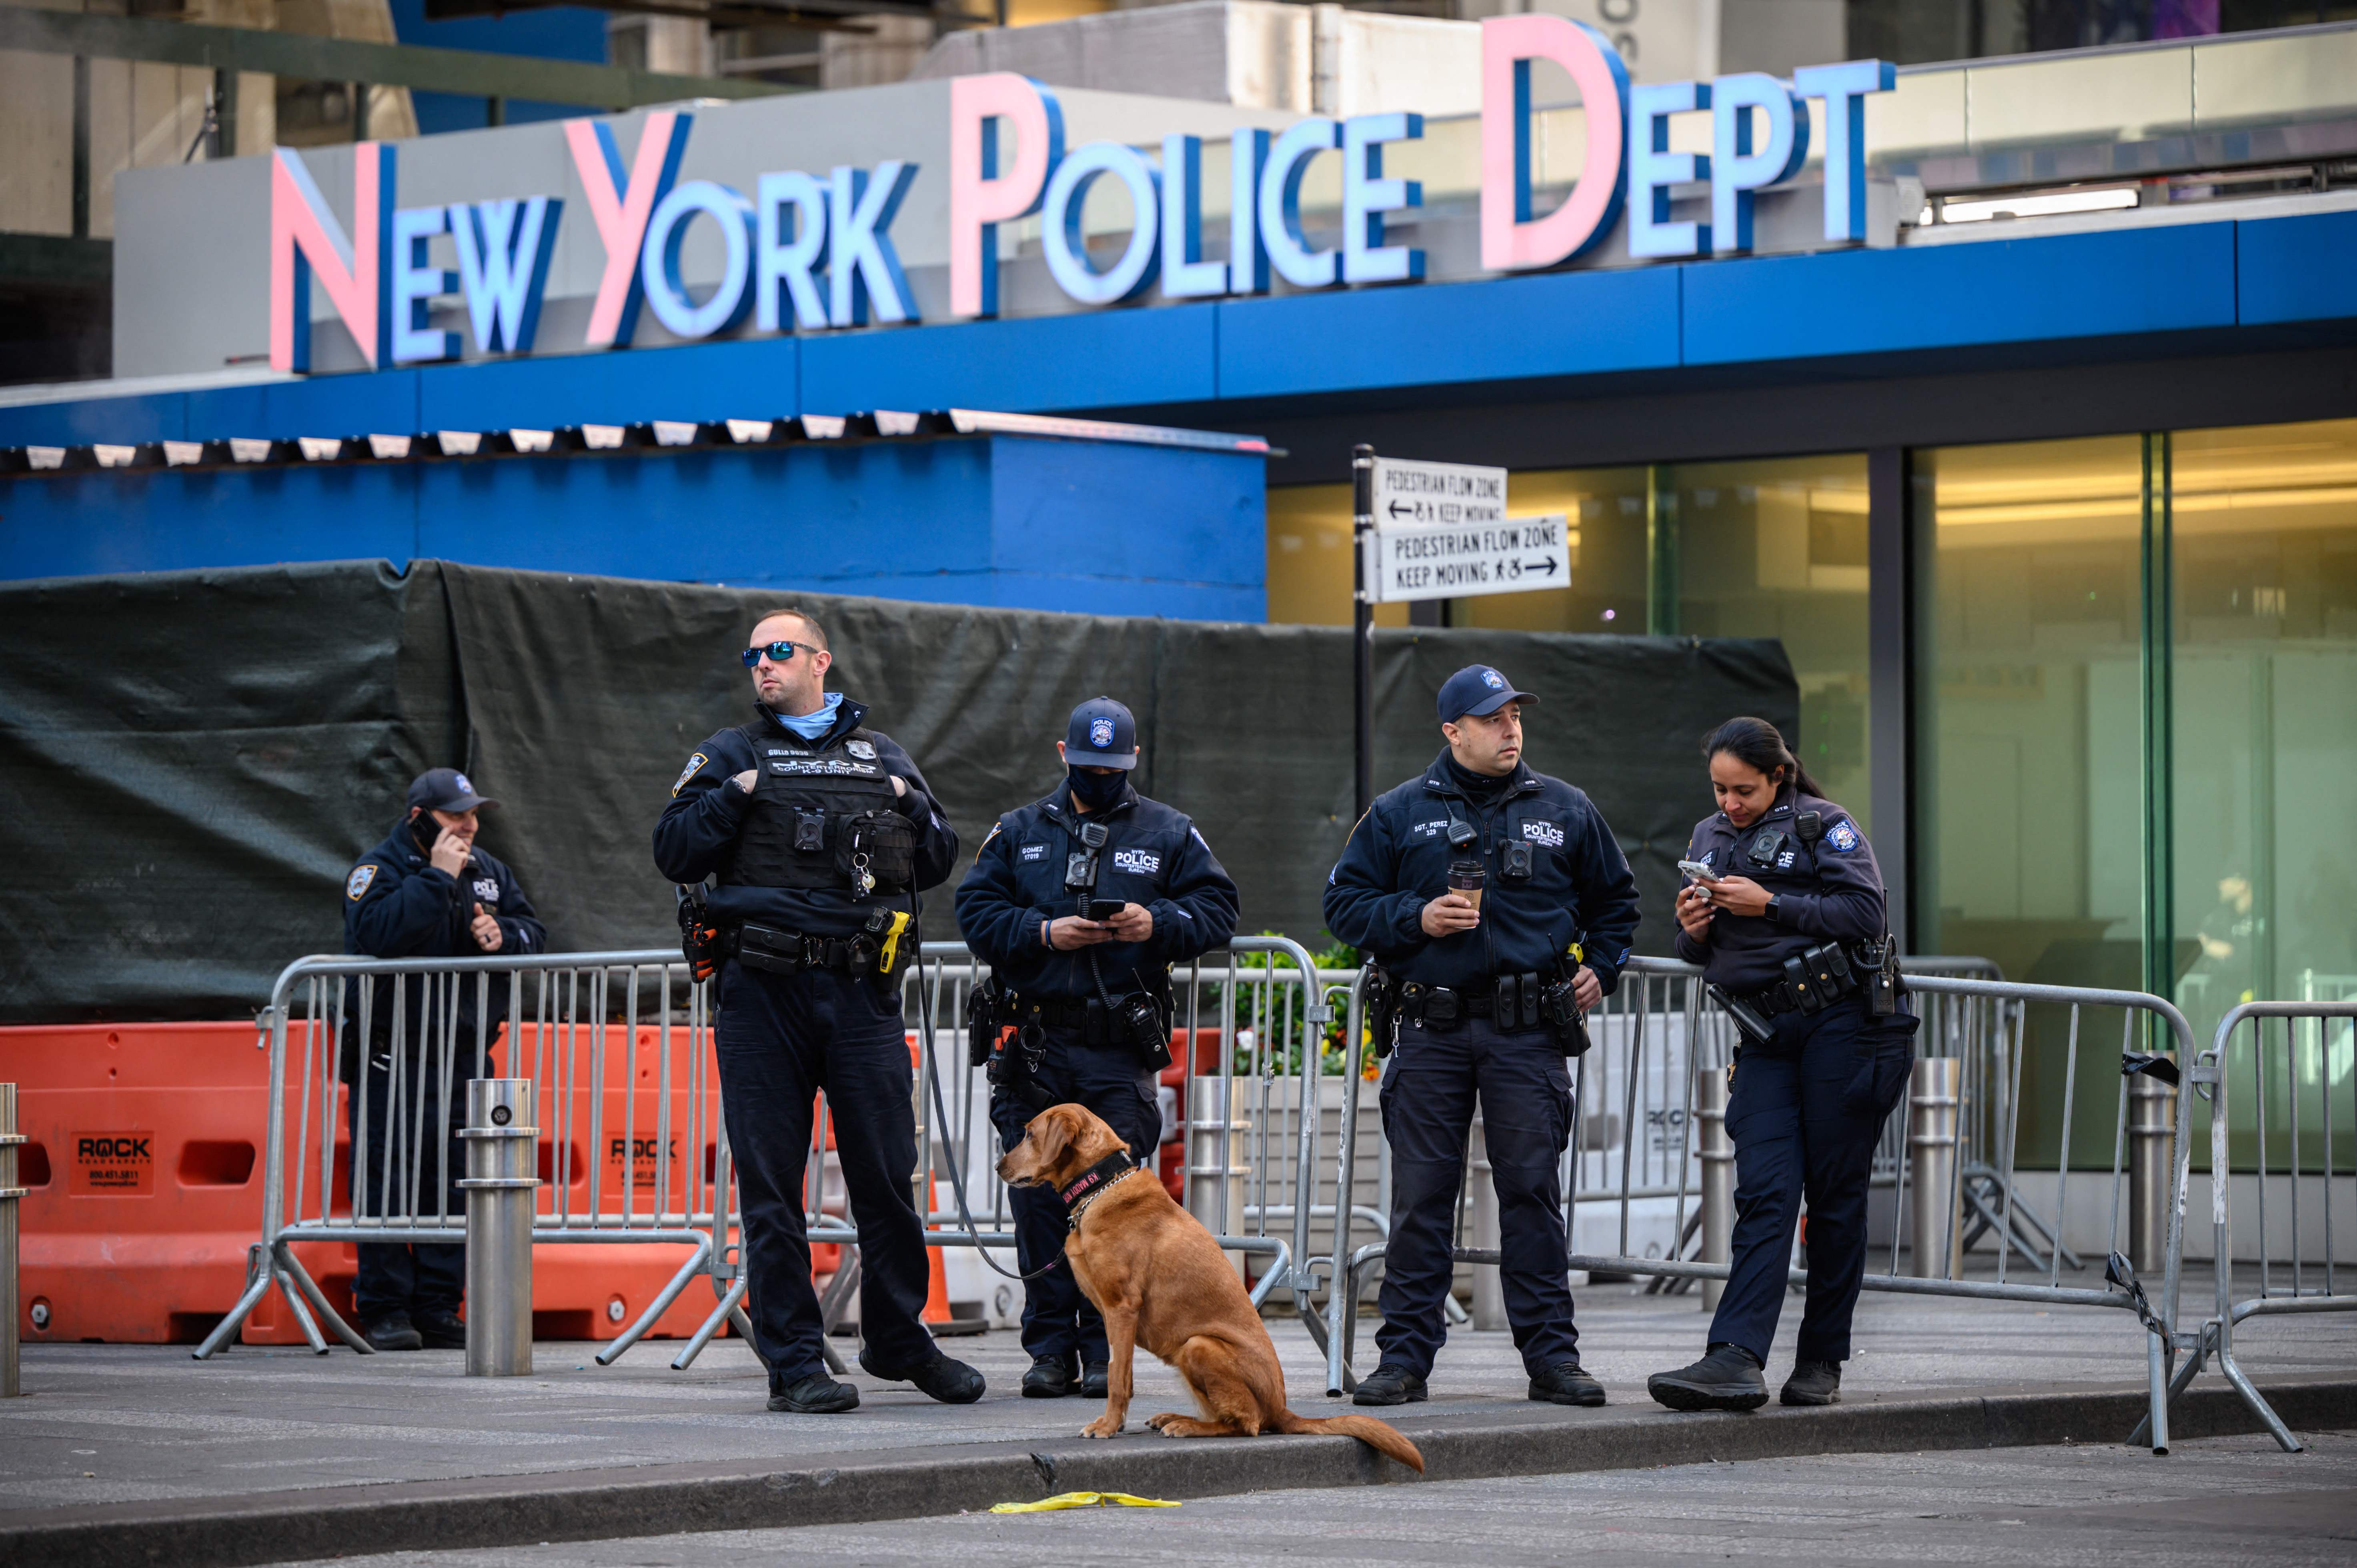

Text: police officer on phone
xmin=1647 ymin=716 xmax=1916 ymax=1412
xmin=654 ymin=606 xmax=982 ymax=1415
xmin=342 ymin=767 xmax=545 ymax=1352
xmin=1324 ymin=665 xmax=1640 ymax=1408
xmin=955 ymin=697 xmax=1240 ymax=1399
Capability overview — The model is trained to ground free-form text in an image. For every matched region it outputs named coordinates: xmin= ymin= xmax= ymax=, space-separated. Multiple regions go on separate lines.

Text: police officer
xmin=1325 ymin=665 xmax=1640 ymax=1408
xmin=955 ymin=697 xmax=1239 ymax=1399
xmin=653 ymin=607 xmax=981 ymax=1414
xmin=342 ymin=767 xmax=545 ymax=1352
xmin=1647 ymin=716 xmax=1917 ymax=1412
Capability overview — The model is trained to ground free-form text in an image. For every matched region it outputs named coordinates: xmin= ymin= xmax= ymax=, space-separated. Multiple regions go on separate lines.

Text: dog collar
xmin=1061 ymin=1151 xmax=1141 ymax=1231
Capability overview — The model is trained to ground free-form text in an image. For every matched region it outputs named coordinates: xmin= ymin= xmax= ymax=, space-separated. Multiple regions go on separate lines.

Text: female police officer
xmin=1646 ymin=717 xmax=1917 ymax=1412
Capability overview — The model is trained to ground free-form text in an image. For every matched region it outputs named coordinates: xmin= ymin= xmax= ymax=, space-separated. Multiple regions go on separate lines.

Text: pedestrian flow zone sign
xmin=1365 ymin=457 xmax=1568 ymax=604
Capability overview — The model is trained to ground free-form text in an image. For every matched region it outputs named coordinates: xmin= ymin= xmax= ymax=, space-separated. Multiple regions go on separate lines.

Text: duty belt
xmin=1003 ymin=993 xmax=1092 ymax=1031
xmin=1732 ymin=939 xmax=1883 ymax=1018
xmin=727 ymin=922 xmax=878 ymax=978
xmin=1399 ymin=970 xmax=1550 ymax=1031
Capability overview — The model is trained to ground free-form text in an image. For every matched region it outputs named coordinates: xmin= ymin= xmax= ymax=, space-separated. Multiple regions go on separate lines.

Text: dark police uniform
xmin=652 ymin=696 xmax=961 ymax=1394
xmin=342 ymin=792 xmax=544 ymax=1335
xmin=1324 ymin=710 xmax=1639 ymax=1391
xmin=1672 ymin=790 xmax=1916 ymax=1372
xmin=955 ymin=770 xmax=1238 ymax=1378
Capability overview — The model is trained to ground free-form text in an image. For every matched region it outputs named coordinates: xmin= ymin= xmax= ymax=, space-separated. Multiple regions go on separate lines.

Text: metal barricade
xmin=1319 ymin=959 xmax=2201 ymax=1452
xmin=195 ymin=950 xmax=723 ymax=1364
xmin=2150 ymin=1000 xmax=2357 ymax=1451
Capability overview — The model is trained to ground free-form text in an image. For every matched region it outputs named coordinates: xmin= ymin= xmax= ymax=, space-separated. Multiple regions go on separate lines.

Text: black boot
xmin=1528 ymin=1358 xmax=1608 ymax=1407
xmin=1648 ymin=1343 xmax=1767 ymax=1412
xmin=414 ymin=1306 xmax=467 ymax=1350
xmin=1022 ymin=1354 xmax=1078 ymax=1398
xmin=859 ymin=1345 xmax=986 ymax=1404
xmin=361 ymin=1312 xmax=423 ymax=1352
xmin=769 ymin=1370 xmax=860 ymax=1414
xmin=1781 ymin=1359 xmax=1842 ymax=1406
xmin=1081 ymin=1361 xmax=1109 ymax=1399
xmin=1352 ymin=1364 xmax=1428 ymax=1407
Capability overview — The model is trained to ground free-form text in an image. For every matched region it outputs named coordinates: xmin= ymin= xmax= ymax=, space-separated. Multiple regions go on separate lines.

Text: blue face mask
xmin=1067 ymin=766 xmax=1127 ymax=812
xmin=771 ymin=691 xmax=843 ymax=740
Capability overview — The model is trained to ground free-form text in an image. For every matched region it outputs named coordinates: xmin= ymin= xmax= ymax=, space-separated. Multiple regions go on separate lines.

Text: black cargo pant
xmin=1376 ymin=1009 xmax=1579 ymax=1378
xmin=1710 ymin=993 xmax=1918 ymax=1365
xmin=347 ymin=1034 xmax=493 ymax=1323
xmin=987 ymin=1024 xmax=1163 ymax=1366
xmin=714 ymin=959 xmax=937 ymax=1386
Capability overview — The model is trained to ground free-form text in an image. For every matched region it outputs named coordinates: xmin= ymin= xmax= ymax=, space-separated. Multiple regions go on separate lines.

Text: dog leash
xmin=917 ymin=964 xmax=1067 ymax=1285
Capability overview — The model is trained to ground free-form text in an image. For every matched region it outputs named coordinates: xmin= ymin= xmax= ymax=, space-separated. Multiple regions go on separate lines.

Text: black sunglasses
xmin=741 ymin=640 xmax=815 ymax=668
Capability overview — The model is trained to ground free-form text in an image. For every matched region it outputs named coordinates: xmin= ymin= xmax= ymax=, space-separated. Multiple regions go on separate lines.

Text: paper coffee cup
xmin=1447 ymin=859 xmax=1485 ymax=910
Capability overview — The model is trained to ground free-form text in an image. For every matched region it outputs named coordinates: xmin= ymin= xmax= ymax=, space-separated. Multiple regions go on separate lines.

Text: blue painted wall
xmin=386 ymin=1 xmax=605 ymax=135
xmin=0 ymin=434 xmax=1268 ymax=619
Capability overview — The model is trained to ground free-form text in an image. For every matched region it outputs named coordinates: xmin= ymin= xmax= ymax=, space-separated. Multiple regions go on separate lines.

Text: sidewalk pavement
xmin=0 ymin=1281 xmax=2349 ymax=1566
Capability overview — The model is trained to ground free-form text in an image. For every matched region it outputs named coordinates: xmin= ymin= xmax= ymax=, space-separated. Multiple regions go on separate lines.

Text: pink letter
xmin=948 ymin=74 xmax=1064 ymax=320
xmin=563 ymin=110 xmax=693 ymax=349
xmin=269 ymin=144 xmax=394 ymax=373
xmin=1480 ymin=16 xmax=1631 ymax=273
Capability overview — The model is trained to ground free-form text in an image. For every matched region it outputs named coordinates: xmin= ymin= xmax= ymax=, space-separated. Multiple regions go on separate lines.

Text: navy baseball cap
xmin=1065 ymin=696 xmax=1139 ymax=770
xmin=408 ymin=767 xmax=495 ymax=813
xmin=1437 ymin=665 xmax=1539 ymax=723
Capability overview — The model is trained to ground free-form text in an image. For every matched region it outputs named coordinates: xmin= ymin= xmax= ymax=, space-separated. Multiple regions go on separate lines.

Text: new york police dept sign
xmin=266 ymin=16 xmax=1892 ymax=373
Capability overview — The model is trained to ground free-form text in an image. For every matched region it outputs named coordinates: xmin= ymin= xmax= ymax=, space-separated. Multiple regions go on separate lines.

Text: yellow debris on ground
xmin=989 ymin=1491 xmax=1181 ymax=1513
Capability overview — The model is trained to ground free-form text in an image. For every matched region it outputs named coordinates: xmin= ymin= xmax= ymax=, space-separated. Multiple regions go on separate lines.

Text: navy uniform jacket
xmin=651 ymin=696 xmax=960 ymax=936
xmin=1323 ymin=750 xmax=1640 ymax=995
xmin=955 ymin=782 xmax=1239 ymax=1000
xmin=1672 ymin=789 xmax=1886 ymax=990
xmin=341 ymin=815 xmax=546 ymax=1054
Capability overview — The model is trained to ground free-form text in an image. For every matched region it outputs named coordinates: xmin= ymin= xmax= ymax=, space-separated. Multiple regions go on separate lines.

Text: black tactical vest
xmin=722 ymin=721 xmax=915 ymax=897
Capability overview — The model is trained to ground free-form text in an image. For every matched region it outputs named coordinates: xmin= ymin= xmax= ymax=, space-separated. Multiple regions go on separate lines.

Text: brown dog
xmin=997 ymin=1102 xmax=1423 ymax=1472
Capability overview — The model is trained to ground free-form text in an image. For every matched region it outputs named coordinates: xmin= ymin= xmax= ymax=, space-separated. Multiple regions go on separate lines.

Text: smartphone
xmin=1086 ymin=898 xmax=1126 ymax=922
xmin=1677 ymin=859 xmax=1720 ymax=884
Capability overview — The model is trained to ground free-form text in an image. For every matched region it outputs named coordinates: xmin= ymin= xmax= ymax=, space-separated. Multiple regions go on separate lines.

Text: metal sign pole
xmin=1352 ymin=443 xmax=1375 ymax=821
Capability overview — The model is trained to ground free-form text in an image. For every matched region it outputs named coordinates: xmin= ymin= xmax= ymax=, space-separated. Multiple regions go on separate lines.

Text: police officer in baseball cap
xmin=341 ymin=767 xmax=545 ymax=1351
xmin=956 ymin=696 xmax=1238 ymax=1398
xmin=1324 ymin=665 xmax=1639 ymax=1408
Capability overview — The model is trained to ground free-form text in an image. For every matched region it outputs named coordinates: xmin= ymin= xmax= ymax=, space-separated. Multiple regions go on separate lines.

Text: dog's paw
xmin=1080 ymin=1417 xmax=1123 ymax=1439
xmin=1146 ymin=1412 xmax=1184 ymax=1434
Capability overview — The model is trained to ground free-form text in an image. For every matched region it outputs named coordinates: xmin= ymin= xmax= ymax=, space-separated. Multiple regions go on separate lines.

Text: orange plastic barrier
xmin=0 ymin=1020 xmax=751 ymax=1346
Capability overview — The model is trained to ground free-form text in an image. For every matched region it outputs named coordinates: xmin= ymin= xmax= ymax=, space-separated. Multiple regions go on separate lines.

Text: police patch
xmin=1019 ymin=843 xmax=1047 ymax=862
xmin=845 ymin=739 xmax=878 ymax=760
xmin=1777 ymin=850 xmax=1796 ymax=869
xmin=472 ymin=878 xmax=501 ymax=904
xmin=1827 ymin=819 xmax=1860 ymax=852
xmin=1411 ymin=818 xmax=1448 ymax=839
xmin=454 ymin=772 xmax=475 ymax=796
xmin=1481 ymin=668 xmax=1505 ymax=689
xmin=1089 ymin=717 xmax=1115 ymax=748
xmin=346 ymin=864 xmax=377 ymax=900
xmin=1520 ymin=819 xmax=1566 ymax=848
xmin=1112 ymin=848 xmax=1161 ymax=875
xmin=671 ymin=752 xmax=709 ymax=797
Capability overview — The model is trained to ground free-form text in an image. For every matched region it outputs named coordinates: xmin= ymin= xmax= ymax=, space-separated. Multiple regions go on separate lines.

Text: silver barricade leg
xmin=1468 ymin=1115 xmax=1502 ymax=1330
xmin=2129 ymin=1052 xmax=2177 ymax=1275
xmin=459 ymin=1078 xmax=539 ymax=1377
xmin=1909 ymin=1058 xmax=1963 ymax=1279
xmin=1 ymin=1082 xmax=20 ymax=1396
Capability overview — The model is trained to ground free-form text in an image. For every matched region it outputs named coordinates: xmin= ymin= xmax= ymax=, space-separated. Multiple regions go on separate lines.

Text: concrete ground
xmin=279 ymin=1427 xmax=2357 ymax=1568
xmin=1 ymin=1277 xmax=2348 ymax=1511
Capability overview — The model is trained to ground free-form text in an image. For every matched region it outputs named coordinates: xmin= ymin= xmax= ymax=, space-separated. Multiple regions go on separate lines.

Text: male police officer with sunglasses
xmin=654 ymin=607 xmax=978 ymax=1414
xmin=955 ymin=697 xmax=1239 ymax=1399
xmin=1324 ymin=666 xmax=1640 ymax=1409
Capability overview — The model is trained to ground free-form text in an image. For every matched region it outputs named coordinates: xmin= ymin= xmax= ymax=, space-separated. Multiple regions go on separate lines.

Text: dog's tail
xmin=1272 ymin=1409 xmax=1425 ymax=1473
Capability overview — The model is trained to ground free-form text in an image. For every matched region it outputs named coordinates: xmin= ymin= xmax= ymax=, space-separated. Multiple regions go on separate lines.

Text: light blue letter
xmin=390 ymin=205 xmax=458 ymax=364
xmin=449 ymin=197 xmax=560 ymax=355
xmin=1043 ymin=142 xmax=1160 ymax=305
xmin=1342 ymin=112 xmax=1424 ymax=285
xmin=1229 ymin=126 xmax=1271 ymax=295
xmin=1629 ymin=80 xmax=1709 ymax=260
xmin=830 ymin=161 xmax=919 ymax=328
xmin=641 ymin=181 xmax=755 ymax=341
xmin=1259 ymin=117 xmax=1340 ymax=290
xmin=1710 ymin=74 xmax=1808 ymax=256
xmin=755 ymin=172 xmax=828 ymax=331
xmin=1159 ymin=136 xmax=1226 ymax=300
xmin=1794 ymin=59 xmax=1895 ymax=243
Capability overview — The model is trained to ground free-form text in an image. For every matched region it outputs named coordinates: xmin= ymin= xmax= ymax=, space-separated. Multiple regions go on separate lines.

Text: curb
xmin=4 ymin=1378 xmax=2351 ymax=1567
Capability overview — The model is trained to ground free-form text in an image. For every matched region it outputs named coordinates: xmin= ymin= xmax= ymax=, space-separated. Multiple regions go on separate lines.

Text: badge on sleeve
xmin=671 ymin=752 xmax=709 ymax=797
xmin=1827 ymin=819 xmax=1860 ymax=853
xmin=346 ymin=864 xmax=378 ymax=900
